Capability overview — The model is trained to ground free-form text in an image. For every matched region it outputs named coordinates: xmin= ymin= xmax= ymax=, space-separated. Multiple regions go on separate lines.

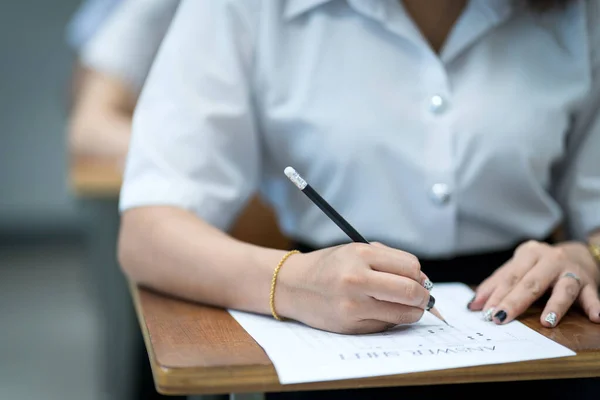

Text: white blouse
xmin=120 ymin=0 xmax=600 ymax=257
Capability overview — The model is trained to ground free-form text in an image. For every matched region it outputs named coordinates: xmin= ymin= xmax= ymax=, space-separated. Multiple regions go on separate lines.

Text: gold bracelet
xmin=588 ymin=243 xmax=600 ymax=266
xmin=270 ymin=250 xmax=300 ymax=321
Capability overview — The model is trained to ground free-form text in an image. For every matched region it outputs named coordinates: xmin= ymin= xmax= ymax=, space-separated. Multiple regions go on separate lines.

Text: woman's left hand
xmin=468 ymin=240 xmax=600 ymax=327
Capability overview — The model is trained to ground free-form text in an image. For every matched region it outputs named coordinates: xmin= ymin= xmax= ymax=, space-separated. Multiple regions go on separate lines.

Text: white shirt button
xmin=430 ymin=183 xmax=451 ymax=205
xmin=429 ymin=94 xmax=446 ymax=114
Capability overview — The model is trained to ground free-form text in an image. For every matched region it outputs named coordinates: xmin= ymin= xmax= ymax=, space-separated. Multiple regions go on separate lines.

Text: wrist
xmin=272 ymin=250 xmax=309 ymax=321
xmin=227 ymin=246 xmax=296 ymax=315
xmin=587 ymin=242 xmax=600 ymax=268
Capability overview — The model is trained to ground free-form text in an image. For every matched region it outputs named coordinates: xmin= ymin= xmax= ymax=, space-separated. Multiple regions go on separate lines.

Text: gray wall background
xmin=0 ymin=0 xmax=84 ymax=233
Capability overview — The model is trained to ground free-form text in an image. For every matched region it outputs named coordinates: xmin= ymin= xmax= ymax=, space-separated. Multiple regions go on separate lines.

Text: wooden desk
xmin=131 ymin=284 xmax=600 ymax=396
xmin=70 ymin=158 xmax=599 ymax=396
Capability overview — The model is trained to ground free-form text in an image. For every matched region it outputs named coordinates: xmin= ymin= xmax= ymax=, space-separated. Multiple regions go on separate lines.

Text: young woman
xmin=118 ymin=0 xmax=600 ymax=397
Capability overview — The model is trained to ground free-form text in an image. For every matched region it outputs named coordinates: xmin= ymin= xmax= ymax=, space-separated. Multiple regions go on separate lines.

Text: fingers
xmin=364 ymin=242 xmax=422 ymax=283
xmin=479 ymin=250 xmax=541 ymax=319
xmin=363 ymin=270 xmax=431 ymax=309
xmin=540 ymin=272 xmax=582 ymax=327
xmin=369 ymin=242 xmax=433 ymax=291
xmin=578 ymin=283 xmax=600 ymax=324
xmin=364 ymin=298 xmax=425 ymax=326
xmin=491 ymin=259 xmax=556 ymax=324
xmin=468 ymin=276 xmax=496 ymax=311
xmin=468 ymin=241 xmax=599 ymax=328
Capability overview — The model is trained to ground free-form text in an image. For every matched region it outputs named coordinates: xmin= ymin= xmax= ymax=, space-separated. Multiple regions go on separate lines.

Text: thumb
xmin=579 ymin=283 xmax=600 ymax=323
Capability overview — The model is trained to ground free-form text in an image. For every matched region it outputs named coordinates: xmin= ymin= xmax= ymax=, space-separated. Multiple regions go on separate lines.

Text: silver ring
xmin=563 ymin=272 xmax=581 ymax=284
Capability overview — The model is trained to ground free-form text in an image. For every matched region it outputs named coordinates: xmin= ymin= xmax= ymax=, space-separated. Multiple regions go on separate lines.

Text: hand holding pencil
xmin=275 ymin=167 xmax=446 ymax=334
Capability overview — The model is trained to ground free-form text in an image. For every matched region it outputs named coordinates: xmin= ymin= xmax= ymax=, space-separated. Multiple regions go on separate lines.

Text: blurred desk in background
xmin=132 ymin=283 xmax=600 ymax=397
xmin=69 ymin=156 xmax=138 ymax=400
xmin=70 ymin=156 xmax=122 ymax=197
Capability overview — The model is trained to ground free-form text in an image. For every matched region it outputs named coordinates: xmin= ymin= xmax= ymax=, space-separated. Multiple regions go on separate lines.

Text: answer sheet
xmin=228 ymin=283 xmax=576 ymax=384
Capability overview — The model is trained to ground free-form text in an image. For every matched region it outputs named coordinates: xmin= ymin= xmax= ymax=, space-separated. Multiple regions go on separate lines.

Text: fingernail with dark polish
xmin=494 ymin=310 xmax=507 ymax=323
xmin=467 ymin=295 xmax=475 ymax=309
xmin=426 ymin=295 xmax=436 ymax=311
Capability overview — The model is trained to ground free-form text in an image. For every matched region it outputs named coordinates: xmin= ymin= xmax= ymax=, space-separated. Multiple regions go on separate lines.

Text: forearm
xmin=118 ymin=206 xmax=293 ymax=314
xmin=68 ymin=68 xmax=136 ymax=165
xmin=69 ymin=109 xmax=131 ymax=162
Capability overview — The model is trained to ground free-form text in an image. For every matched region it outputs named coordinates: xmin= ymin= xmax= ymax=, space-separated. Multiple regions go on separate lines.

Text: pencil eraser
xmin=284 ymin=166 xmax=307 ymax=190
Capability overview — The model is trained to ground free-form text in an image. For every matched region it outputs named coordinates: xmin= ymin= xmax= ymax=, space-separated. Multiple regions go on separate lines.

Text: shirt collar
xmin=284 ymin=0 xmax=334 ymax=20
xmin=284 ymin=0 xmax=515 ymax=22
xmin=438 ymin=0 xmax=515 ymax=63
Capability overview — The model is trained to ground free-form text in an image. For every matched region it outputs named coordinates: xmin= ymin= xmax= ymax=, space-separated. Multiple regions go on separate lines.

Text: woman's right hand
xmin=276 ymin=242 xmax=433 ymax=334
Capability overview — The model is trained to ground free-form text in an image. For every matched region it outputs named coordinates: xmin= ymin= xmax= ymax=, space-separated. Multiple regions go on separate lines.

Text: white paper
xmin=228 ymin=283 xmax=575 ymax=384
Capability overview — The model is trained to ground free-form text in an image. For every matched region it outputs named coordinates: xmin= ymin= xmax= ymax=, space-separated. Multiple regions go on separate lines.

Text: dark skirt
xmin=265 ymin=239 xmax=599 ymax=400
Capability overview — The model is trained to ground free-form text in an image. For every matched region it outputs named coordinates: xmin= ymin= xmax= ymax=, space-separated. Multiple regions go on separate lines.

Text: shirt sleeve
xmin=65 ymin=0 xmax=122 ymax=50
xmin=78 ymin=0 xmax=180 ymax=94
xmin=553 ymin=0 xmax=600 ymax=241
xmin=118 ymin=0 xmax=262 ymax=231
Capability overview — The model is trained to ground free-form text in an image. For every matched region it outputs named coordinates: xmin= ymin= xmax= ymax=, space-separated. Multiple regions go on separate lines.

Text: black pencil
xmin=284 ymin=167 xmax=368 ymax=244
xmin=283 ymin=166 xmax=447 ymax=325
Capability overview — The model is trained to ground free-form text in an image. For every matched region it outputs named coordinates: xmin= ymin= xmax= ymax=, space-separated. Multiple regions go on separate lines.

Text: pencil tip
xmin=428 ymin=307 xmax=450 ymax=327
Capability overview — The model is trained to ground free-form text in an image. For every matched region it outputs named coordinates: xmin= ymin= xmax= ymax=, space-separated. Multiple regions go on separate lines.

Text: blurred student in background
xmin=65 ymin=1 xmax=182 ymax=399
xmin=65 ymin=0 xmax=122 ymax=118
xmin=67 ymin=0 xmax=179 ymax=169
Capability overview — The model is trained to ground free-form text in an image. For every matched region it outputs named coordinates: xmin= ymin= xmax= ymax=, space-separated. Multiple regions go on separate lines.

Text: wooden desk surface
xmin=131 ymin=284 xmax=600 ymax=396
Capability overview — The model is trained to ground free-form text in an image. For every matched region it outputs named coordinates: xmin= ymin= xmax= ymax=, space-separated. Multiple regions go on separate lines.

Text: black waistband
xmin=291 ymin=237 xmax=552 ymax=286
